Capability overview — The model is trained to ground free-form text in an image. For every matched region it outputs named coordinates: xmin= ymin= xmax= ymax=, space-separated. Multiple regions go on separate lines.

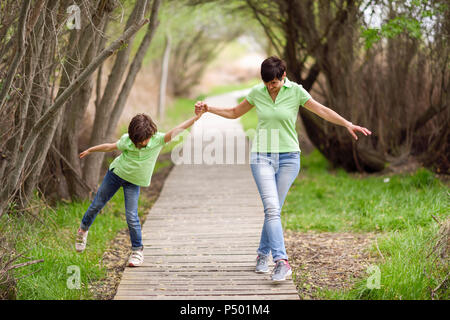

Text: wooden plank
xmin=142 ymin=249 xmax=259 ymax=253
xmin=140 ymin=252 xmax=260 ymax=257
xmin=115 ymin=289 xmax=298 ymax=296
xmin=139 ymin=256 xmax=259 ymax=261
xmin=142 ymin=239 xmax=260 ymax=242
xmin=120 ymin=276 xmax=279 ymax=282
xmin=143 ymin=247 xmax=258 ymax=252
xmin=119 ymin=280 xmax=289 ymax=285
xmin=137 ymin=263 xmax=263 ymax=267
xmin=142 ymin=236 xmax=260 ymax=240
xmin=122 ymin=267 xmax=260 ymax=272
xmin=145 ymin=245 xmax=256 ymax=248
xmin=118 ymin=284 xmax=293 ymax=289
xmin=121 ymin=273 xmax=273 ymax=278
xmin=142 ymin=236 xmax=260 ymax=241
xmin=114 ymin=294 xmax=299 ymax=300
xmin=142 ymin=233 xmax=261 ymax=237
xmin=142 ymin=241 xmax=260 ymax=246
xmin=142 ymin=222 xmax=263 ymax=227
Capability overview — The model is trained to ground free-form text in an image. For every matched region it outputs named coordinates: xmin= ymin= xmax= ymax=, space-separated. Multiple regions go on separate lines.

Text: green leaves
xmin=361 ymin=0 xmax=449 ymax=49
xmin=361 ymin=28 xmax=381 ymax=49
xmin=362 ymin=16 xmax=422 ymax=49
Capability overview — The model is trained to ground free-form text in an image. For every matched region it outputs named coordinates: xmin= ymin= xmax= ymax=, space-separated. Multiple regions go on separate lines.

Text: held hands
xmin=346 ymin=122 xmax=372 ymax=141
xmin=195 ymin=101 xmax=209 ymax=118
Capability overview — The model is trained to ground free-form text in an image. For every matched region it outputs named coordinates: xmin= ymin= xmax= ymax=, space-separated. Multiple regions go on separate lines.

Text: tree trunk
xmin=157 ymin=31 xmax=171 ymax=121
xmin=0 ymin=12 xmax=149 ymax=216
xmin=0 ymin=1 xmax=30 ymax=115
xmin=106 ymin=0 xmax=162 ymax=141
xmin=59 ymin=8 xmax=112 ymax=200
xmin=83 ymin=0 xmax=150 ymax=190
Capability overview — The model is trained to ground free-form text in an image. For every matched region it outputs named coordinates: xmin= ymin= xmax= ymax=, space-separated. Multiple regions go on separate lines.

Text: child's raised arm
xmin=79 ymin=143 xmax=118 ymax=159
xmin=164 ymin=111 xmax=203 ymax=143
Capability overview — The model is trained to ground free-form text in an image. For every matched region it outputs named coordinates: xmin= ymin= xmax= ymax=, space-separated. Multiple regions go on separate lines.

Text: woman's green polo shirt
xmin=245 ymin=78 xmax=311 ymax=153
xmin=109 ymin=132 xmax=167 ymax=187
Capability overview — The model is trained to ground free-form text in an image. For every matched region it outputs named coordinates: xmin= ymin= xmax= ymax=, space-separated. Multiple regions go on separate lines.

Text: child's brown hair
xmin=128 ymin=113 xmax=157 ymax=147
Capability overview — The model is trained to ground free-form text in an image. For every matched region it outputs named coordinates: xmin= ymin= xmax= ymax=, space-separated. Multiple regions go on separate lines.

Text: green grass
xmin=1 ymin=191 xmax=151 ymax=300
xmin=159 ymin=97 xmax=198 ymax=155
xmin=319 ymin=224 xmax=448 ymax=300
xmin=283 ymin=150 xmax=447 ymax=233
xmin=281 ymin=149 xmax=449 ymax=300
xmin=153 ymin=158 xmax=172 ymax=174
xmin=201 ymin=78 xmax=260 ymax=97
xmin=160 ymin=97 xmax=197 ymax=132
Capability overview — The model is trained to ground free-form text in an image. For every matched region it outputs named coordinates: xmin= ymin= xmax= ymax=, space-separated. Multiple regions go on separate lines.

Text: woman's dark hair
xmin=261 ymin=56 xmax=287 ymax=82
xmin=128 ymin=113 xmax=157 ymax=147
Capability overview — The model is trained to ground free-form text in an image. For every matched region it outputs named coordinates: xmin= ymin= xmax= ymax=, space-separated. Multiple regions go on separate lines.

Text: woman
xmin=195 ymin=56 xmax=371 ymax=281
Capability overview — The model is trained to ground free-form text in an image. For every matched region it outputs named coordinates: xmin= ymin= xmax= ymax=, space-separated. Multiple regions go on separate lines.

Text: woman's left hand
xmin=346 ymin=123 xmax=372 ymax=140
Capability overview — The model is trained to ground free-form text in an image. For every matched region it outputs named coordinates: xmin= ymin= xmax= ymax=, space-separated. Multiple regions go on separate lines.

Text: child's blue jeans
xmin=250 ymin=152 xmax=300 ymax=262
xmin=80 ymin=168 xmax=143 ymax=251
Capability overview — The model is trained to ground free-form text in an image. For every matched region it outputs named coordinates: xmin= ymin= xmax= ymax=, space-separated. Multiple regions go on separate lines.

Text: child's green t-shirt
xmin=109 ymin=132 xmax=167 ymax=187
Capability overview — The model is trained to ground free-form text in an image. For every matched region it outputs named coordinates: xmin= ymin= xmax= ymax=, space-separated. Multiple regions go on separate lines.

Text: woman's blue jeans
xmin=80 ymin=169 xmax=143 ymax=251
xmin=250 ymin=152 xmax=300 ymax=262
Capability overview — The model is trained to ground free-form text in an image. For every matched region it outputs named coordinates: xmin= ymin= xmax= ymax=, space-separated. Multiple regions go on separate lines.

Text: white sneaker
xmin=75 ymin=228 xmax=88 ymax=252
xmin=255 ymin=255 xmax=270 ymax=273
xmin=128 ymin=249 xmax=144 ymax=267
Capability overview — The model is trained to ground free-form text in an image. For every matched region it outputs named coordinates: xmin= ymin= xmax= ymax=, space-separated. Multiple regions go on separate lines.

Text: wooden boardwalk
xmin=114 ymin=91 xmax=300 ymax=300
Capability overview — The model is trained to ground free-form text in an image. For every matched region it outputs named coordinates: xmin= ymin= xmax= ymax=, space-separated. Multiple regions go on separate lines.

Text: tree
xmin=161 ymin=1 xmax=248 ymax=96
xmin=194 ymin=0 xmax=449 ymax=173
xmin=158 ymin=32 xmax=171 ymax=120
xmin=0 ymin=0 xmax=162 ymax=216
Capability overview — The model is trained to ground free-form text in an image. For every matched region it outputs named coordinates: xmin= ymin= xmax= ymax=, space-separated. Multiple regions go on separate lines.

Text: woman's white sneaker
xmin=255 ymin=255 xmax=270 ymax=273
xmin=271 ymin=259 xmax=292 ymax=281
xmin=128 ymin=249 xmax=144 ymax=267
xmin=75 ymin=228 xmax=88 ymax=253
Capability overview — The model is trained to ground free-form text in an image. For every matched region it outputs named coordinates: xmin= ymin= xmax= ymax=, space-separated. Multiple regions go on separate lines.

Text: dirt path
xmin=285 ymin=230 xmax=376 ymax=299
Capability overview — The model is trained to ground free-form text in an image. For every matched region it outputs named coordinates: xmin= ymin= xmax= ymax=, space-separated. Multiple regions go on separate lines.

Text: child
xmin=75 ymin=111 xmax=203 ymax=267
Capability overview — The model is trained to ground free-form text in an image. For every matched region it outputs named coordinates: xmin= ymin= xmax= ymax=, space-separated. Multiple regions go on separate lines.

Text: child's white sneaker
xmin=128 ymin=249 xmax=144 ymax=267
xmin=75 ymin=228 xmax=88 ymax=252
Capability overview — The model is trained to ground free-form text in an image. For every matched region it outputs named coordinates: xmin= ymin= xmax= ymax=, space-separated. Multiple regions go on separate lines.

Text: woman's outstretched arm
xmin=304 ymin=98 xmax=372 ymax=140
xmin=195 ymin=99 xmax=254 ymax=119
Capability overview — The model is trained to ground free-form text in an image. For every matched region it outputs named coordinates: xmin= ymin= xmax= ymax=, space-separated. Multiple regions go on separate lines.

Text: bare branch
xmin=2 ymin=259 xmax=44 ymax=273
xmin=0 ymin=0 xmax=31 ymax=114
xmin=0 ymin=18 xmax=150 ymax=216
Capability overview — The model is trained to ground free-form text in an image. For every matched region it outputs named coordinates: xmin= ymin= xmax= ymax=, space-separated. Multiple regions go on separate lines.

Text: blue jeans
xmin=250 ymin=152 xmax=300 ymax=261
xmin=80 ymin=169 xmax=143 ymax=251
